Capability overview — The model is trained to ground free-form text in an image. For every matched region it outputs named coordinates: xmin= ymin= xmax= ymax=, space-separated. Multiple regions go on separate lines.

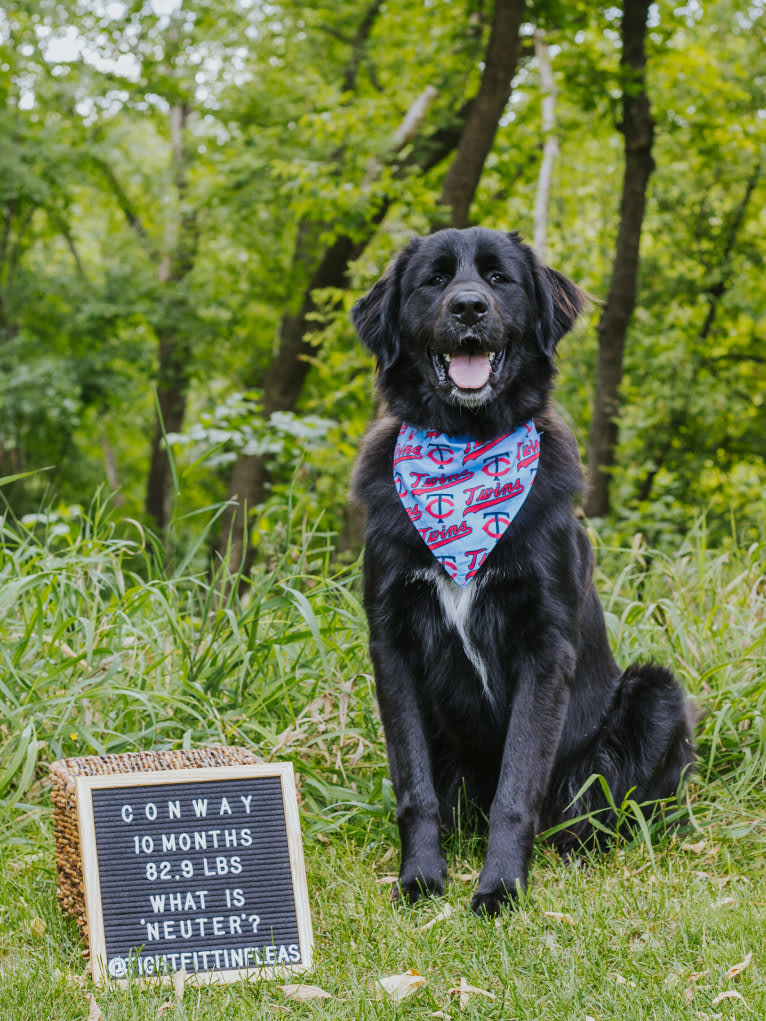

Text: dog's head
xmin=352 ymin=227 xmax=586 ymax=434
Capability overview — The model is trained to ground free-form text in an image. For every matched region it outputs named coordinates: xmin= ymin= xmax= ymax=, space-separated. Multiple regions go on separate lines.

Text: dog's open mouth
xmin=432 ymin=348 xmax=506 ymax=393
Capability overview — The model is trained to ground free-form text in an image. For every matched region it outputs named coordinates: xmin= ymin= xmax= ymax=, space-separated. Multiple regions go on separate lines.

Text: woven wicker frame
xmin=50 ymin=746 xmax=262 ymax=937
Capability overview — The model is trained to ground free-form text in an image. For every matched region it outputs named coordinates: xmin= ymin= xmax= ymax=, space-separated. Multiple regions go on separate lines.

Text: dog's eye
xmin=487 ymin=272 xmax=508 ymax=285
xmin=427 ymin=274 xmax=447 ymax=287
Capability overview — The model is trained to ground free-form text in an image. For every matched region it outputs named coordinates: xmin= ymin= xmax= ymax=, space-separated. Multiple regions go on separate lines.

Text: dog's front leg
xmin=472 ymin=654 xmax=571 ymax=916
xmin=370 ymin=636 xmax=446 ymax=903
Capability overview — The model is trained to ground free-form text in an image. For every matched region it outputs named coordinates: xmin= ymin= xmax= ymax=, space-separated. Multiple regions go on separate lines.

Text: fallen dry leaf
xmin=725 ymin=950 xmax=752 ymax=980
xmin=53 ymin=968 xmax=86 ymax=988
xmin=712 ymin=989 xmax=744 ymax=1005
xmin=448 ymin=977 xmax=496 ymax=1008
xmin=681 ymin=840 xmax=708 ymax=854
xmin=544 ymin=911 xmax=575 ymax=925
xmin=348 ymin=737 xmax=366 ymax=767
xmin=86 ymin=993 xmax=103 ymax=1021
xmin=420 ymin=904 xmax=453 ymax=930
xmin=375 ymin=874 xmax=398 ymax=885
xmin=278 ymin=984 xmax=332 ymax=1001
xmin=157 ymin=1004 xmax=173 ymax=1017
xmin=681 ymin=840 xmax=720 ymax=860
xmin=682 ymin=966 xmax=709 ymax=1005
xmin=612 ymin=972 xmax=637 ymax=988
xmin=712 ymin=896 xmax=737 ymax=909
xmin=171 ymin=967 xmax=186 ymax=1000
xmin=30 ymin=915 xmax=47 ymax=938
xmin=376 ymin=968 xmax=427 ymax=1001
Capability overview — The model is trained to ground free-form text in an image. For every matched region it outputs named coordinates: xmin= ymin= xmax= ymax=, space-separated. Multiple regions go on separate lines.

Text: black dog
xmin=351 ymin=227 xmax=694 ymax=916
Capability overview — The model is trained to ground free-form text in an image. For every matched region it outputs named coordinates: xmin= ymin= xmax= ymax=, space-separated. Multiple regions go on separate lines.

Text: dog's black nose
xmin=449 ymin=290 xmax=488 ymax=326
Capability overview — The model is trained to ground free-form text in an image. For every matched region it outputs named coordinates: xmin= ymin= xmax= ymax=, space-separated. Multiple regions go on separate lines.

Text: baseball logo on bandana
xmin=394 ymin=420 xmax=540 ymax=587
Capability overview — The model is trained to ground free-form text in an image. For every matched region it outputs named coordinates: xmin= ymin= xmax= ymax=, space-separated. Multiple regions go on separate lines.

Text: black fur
xmin=351 ymin=228 xmax=694 ymax=915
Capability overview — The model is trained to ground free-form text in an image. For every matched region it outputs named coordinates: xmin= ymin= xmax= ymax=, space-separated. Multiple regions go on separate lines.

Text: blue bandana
xmin=394 ymin=420 xmax=540 ymax=586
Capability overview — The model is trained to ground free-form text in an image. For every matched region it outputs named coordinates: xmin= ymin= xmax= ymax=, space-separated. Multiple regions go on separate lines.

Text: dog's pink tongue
xmin=448 ymin=353 xmax=491 ymax=390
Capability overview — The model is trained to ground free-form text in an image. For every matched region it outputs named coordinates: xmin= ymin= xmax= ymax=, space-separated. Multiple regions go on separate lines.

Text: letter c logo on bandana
xmin=394 ymin=420 xmax=540 ymax=586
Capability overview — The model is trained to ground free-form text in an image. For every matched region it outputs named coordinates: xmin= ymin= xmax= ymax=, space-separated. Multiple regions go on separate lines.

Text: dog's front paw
xmin=394 ymin=858 xmax=447 ymax=904
xmin=470 ymin=876 xmax=526 ymax=917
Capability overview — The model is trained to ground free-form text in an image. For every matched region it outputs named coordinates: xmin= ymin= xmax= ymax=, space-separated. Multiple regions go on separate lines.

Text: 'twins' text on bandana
xmin=394 ymin=421 xmax=540 ymax=586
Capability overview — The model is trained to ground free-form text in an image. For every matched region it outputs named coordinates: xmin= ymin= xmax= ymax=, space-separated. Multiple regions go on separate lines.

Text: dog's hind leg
xmin=545 ymin=663 xmax=695 ymax=856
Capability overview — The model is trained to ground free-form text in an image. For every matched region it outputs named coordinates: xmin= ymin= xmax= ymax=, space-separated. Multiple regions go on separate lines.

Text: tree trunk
xmin=100 ymin=428 xmax=124 ymax=506
xmin=214 ymin=2 xmax=391 ymax=579
xmin=216 ymin=84 xmax=452 ymax=581
xmin=216 ymin=232 xmax=361 ymax=579
xmin=145 ymin=331 xmax=191 ymax=527
xmin=532 ymin=28 xmax=558 ymax=261
xmin=145 ymin=101 xmax=198 ymax=531
xmin=583 ymin=0 xmax=655 ymax=518
xmin=217 ymin=0 xmax=527 ymax=580
xmin=439 ymin=0 xmax=526 ymax=228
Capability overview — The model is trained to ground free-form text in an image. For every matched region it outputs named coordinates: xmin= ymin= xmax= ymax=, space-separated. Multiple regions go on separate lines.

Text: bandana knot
xmin=394 ymin=420 xmax=539 ymax=586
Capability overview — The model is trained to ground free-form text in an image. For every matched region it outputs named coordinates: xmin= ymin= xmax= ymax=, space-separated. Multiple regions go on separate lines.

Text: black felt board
xmin=84 ymin=773 xmax=305 ymax=980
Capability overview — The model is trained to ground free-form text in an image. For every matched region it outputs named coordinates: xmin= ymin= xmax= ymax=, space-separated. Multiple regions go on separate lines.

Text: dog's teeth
xmin=443 ymin=354 xmax=452 ymax=363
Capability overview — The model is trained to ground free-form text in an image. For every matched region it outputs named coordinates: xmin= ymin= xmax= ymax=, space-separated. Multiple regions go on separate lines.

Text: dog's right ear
xmin=351 ymin=241 xmax=417 ymax=372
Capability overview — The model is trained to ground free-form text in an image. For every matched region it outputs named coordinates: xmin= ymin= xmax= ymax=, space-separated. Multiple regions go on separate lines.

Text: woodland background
xmin=1 ymin=6 xmax=766 ymax=1016
xmin=2 ymin=0 xmax=764 ymax=570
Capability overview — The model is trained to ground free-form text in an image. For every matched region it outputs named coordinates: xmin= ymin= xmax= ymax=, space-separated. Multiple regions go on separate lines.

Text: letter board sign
xmin=76 ymin=763 xmax=312 ymax=984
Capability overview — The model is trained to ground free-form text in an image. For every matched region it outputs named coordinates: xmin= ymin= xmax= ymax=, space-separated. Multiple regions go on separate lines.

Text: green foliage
xmin=1 ymin=497 xmax=764 ymax=842
xmin=0 ymin=495 xmax=381 ymax=844
xmin=604 ymin=0 xmax=766 ymax=543
xmin=1 ymin=0 xmax=763 ymax=544
xmin=0 ymin=503 xmax=765 ymax=1017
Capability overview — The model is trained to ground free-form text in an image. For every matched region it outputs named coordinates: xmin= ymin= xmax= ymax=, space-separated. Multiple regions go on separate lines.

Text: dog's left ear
xmin=531 ymin=258 xmax=588 ymax=357
xmin=351 ymin=240 xmax=417 ymax=372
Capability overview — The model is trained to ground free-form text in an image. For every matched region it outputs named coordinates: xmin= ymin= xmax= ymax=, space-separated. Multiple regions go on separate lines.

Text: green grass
xmin=3 ymin=830 xmax=765 ymax=1019
xmin=0 ymin=502 xmax=764 ymax=1019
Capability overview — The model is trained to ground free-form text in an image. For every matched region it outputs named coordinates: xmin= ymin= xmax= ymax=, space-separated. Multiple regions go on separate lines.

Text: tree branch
xmin=364 ymin=85 xmax=439 ymax=182
xmin=93 ymin=158 xmax=155 ymax=255
xmin=343 ymin=0 xmax=385 ymax=93
xmin=62 ymin=225 xmax=88 ymax=280
xmin=439 ymin=0 xmax=526 ymax=227
xmin=584 ymin=0 xmax=655 ymax=518
xmin=217 ymin=80 xmax=447 ymax=580
xmin=394 ymin=98 xmax=475 ymax=176
xmin=0 ymin=200 xmax=14 ymax=271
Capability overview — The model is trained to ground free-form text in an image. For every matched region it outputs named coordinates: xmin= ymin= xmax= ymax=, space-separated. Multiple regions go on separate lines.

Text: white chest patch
xmin=431 ymin=571 xmax=493 ymax=701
